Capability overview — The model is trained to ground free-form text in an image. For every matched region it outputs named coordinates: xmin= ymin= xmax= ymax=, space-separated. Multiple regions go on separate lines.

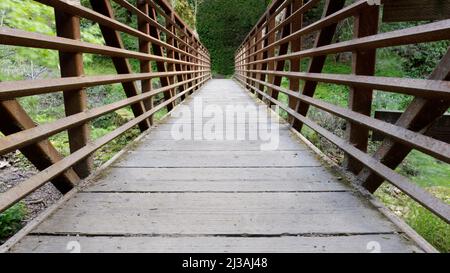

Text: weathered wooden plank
xmin=11 ymin=234 xmax=421 ymax=253
xmin=133 ymin=139 xmax=306 ymax=151
xmin=87 ymin=166 xmax=346 ymax=192
xmin=32 ymin=192 xmax=399 ymax=235
xmin=113 ymin=151 xmax=322 ymax=168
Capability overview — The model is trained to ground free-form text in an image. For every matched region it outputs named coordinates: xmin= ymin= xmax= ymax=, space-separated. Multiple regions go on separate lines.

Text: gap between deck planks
xmin=9 ymin=79 xmax=423 ymax=253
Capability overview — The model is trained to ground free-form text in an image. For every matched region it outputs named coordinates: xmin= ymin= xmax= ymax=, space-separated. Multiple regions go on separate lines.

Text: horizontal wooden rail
xmin=235 ymin=0 xmax=450 ymax=224
xmin=0 ymin=28 xmax=208 ymax=68
xmin=237 ymin=20 xmax=450 ymax=67
xmin=237 ymin=69 xmax=450 ymax=99
xmin=0 ymin=70 xmax=205 ymax=99
xmin=0 ymin=0 xmax=211 ymax=214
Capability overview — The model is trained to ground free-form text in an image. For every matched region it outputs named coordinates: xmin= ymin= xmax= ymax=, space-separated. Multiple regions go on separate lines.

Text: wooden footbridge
xmin=0 ymin=0 xmax=449 ymax=253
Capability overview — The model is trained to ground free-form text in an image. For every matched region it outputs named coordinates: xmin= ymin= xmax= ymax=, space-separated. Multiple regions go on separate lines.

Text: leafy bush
xmin=197 ymin=0 xmax=269 ymax=75
xmin=0 ymin=202 xmax=27 ymax=242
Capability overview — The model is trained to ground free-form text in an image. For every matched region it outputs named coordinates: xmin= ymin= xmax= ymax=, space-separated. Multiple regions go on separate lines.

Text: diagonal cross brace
xmin=291 ymin=0 xmax=346 ymax=130
xmin=0 ymin=100 xmax=79 ymax=194
xmin=90 ymin=0 xmax=150 ymax=132
xmin=359 ymin=49 xmax=450 ymax=193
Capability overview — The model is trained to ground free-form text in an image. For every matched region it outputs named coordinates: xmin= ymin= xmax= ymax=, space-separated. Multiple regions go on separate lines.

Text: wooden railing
xmin=234 ymin=0 xmax=450 ymax=223
xmin=0 ymin=0 xmax=211 ymax=213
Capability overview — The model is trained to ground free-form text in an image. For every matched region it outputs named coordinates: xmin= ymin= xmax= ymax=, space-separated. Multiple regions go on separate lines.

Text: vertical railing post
xmin=256 ymin=27 xmax=266 ymax=100
xmin=252 ymin=31 xmax=262 ymax=92
xmin=244 ymin=42 xmax=250 ymax=89
xmin=166 ymin=11 xmax=178 ymax=106
xmin=137 ymin=0 xmax=154 ymax=125
xmin=147 ymin=6 xmax=174 ymax=111
xmin=195 ymin=40 xmax=201 ymax=90
xmin=344 ymin=5 xmax=379 ymax=174
xmin=248 ymin=36 xmax=255 ymax=93
xmin=55 ymin=0 xmax=92 ymax=178
xmin=288 ymin=0 xmax=303 ymax=123
xmin=185 ymin=30 xmax=194 ymax=95
xmin=270 ymin=2 xmax=293 ymax=106
xmin=265 ymin=13 xmax=276 ymax=105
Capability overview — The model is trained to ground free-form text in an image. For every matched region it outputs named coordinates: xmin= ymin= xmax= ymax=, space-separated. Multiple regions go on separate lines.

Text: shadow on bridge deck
xmin=8 ymin=80 xmax=423 ymax=253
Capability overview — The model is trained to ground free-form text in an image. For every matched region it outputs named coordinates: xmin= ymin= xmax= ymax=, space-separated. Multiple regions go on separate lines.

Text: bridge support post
xmin=183 ymin=27 xmax=194 ymax=95
xmin=55 ymin=0 xmax=93 ymax=178
xmin=165 ymin=12 xmax=178 ymax=107
xmin=287 ymin=0 xmax=303 ymax=124
xmin=147 ymin=5 xmax=174 ymax=109
xmin=264 ymin=14 xmax=276 ymax=105
xmin=137 ymin=0 xmax=154 ymax=126
xmin=343 ymin=5 xmax=380 ymax=174
xmin=255 ymin=27 xmax=266 ymax=100
xmin=251 ymin=31 xmax=262 ymax=95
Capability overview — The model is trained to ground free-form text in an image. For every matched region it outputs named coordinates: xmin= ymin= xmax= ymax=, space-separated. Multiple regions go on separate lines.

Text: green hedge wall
xmin=197 ymin=0 xmax=270 ymax=76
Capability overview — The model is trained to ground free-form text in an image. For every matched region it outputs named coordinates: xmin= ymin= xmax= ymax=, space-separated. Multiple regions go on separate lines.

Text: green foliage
xmin=172 ymin=0 xmax=196 ymax=29
xmin=376 ymin=185 xmax=450 ymax=253
xmin=0 ymin=0 xmax=58 ymax=69
xmin=397 ymin=41 xmax=450 ymax=78
xmin=0 ymin=0 xmax=104 ymax=78
xmin=197 ymin=0 xmax=268 ymax=75
xmin=0 ymin=202 xmax=27 ymax=241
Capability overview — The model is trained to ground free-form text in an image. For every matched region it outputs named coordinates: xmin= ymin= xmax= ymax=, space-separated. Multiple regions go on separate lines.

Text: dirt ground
xmin=0 ymin=152 xmax=62 ymax=243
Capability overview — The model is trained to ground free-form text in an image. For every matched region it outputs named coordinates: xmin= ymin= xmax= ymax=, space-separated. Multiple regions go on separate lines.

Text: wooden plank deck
xmin=9 ymin=79 xmax=423 ymax=253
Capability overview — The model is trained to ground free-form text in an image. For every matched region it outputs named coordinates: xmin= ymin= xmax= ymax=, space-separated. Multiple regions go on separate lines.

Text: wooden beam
xmin=359 ymin=49 xmax=450 ymax=193
xmin=256 ymin=27 xmax=266 ymax=100
xmin=0 ymin=100 xmax=78 ymax=193
xmin=137 ymin=0 xmax=154 ymax=125
xmin=344 ymin=5 xmax=379 ymax=174
xmin=55 ymin=0 xmax=92 ymax=178
xmin=183 ymin=27 xmax=194 ymax=95
xmin=89 ymin=0 xmax=150 ymax=132
xmin=383 ymin=0 xmax=450 ymax=22
xmin=265 ymin=14 xmax=276 ymax=105
xmin=292 ymin=0 xmax=346 ymax=130
xmin=372 ymin=110 xmax=450 ymax=143
xmin=251 ymin=32 xmax=262 ymax=94
xmin=269 ymin=4 xmax=293 ymax=105
xmin=165 ymin=12 xmax=178 ymax=107
xmin=288 ymin=0 xmax=303 ymax=123
xmin=148 ymin=6 xmax=174 ymax=111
